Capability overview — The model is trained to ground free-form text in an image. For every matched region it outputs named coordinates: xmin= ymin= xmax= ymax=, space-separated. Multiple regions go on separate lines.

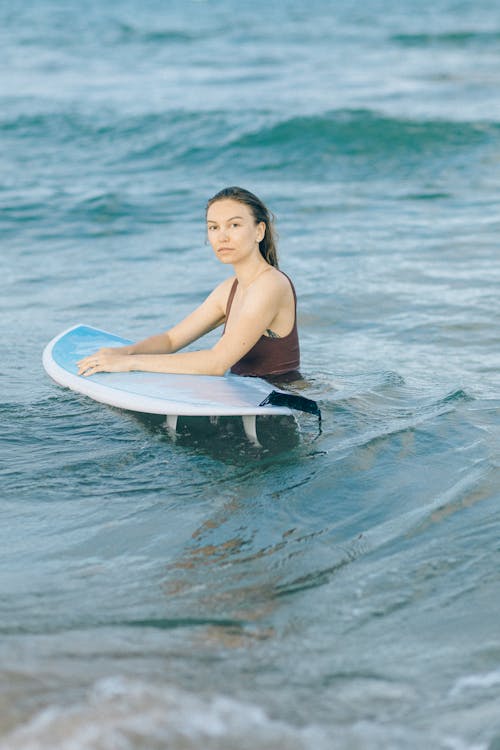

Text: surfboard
xmin=42 ymin=325 xmax=320 ymax=445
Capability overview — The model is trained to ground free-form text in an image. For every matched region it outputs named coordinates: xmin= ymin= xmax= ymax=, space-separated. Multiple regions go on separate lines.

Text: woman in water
xmin=78 ymin=187 xmax=300 ymax=381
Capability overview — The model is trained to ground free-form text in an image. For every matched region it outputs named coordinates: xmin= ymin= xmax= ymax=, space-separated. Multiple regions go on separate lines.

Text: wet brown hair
xmin=206 ymin=186 xmax=279 ymax=268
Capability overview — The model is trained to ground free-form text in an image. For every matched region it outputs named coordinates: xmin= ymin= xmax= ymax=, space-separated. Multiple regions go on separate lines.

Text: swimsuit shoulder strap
xmin=279 ymin=270 xmax=297 ymax=306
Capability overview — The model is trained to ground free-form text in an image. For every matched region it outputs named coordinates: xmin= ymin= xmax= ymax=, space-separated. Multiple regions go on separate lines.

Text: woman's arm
xmin=78 ymin=273 xmax=285 ymax=377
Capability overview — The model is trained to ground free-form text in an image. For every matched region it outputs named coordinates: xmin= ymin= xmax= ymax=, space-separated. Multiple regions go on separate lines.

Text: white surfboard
xmin=42 ymin=325 xmax=318 ymax=445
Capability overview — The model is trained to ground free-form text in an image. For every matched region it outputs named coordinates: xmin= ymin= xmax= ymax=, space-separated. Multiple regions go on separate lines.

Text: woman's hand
xmin=77 ymin=348 xmax=132 ymax=377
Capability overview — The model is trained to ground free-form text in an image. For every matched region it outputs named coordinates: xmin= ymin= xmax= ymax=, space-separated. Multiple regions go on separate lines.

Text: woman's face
xmin=206 ymin=199 xmax=265 ymax=265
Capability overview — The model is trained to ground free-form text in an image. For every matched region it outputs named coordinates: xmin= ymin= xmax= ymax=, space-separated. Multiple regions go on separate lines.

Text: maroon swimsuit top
xmin=224 ymin=272 xmax=300 ymax=378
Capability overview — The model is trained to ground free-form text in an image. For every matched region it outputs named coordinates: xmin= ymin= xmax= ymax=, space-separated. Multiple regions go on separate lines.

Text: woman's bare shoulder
xmin=209 ymin=275 xmax=237 ymax=307
xmin=255 ymin=267 xmax=293 ymax=296
xmin=214 ymin=275 xmax=236 ymax=295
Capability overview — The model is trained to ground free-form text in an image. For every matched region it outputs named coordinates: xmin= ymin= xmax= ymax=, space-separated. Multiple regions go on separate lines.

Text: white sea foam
xmin=0 ymin=676 xmax=329 ymax=750
xmin=3 ymin=674 xmax=481 ymax=750
xmin=450 ymin=668 xmax=500 ymax=698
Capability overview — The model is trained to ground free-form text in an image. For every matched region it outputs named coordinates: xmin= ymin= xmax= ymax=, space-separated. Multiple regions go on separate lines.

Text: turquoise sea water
xmin=2 ymin=1 xmax=500 ymax=747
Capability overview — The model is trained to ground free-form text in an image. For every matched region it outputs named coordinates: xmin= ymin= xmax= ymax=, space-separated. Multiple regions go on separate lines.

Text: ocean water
xmin=1 ymin=0 xmax=500 ymax=747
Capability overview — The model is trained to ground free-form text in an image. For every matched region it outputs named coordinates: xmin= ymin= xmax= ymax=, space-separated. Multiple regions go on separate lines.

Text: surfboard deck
xmin=42 ymin=325 xmax=296 ymax=445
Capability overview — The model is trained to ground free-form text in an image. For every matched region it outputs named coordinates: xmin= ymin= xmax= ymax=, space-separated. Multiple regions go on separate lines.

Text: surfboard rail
xmin=42 ymin=324 xmax=293 ymax=417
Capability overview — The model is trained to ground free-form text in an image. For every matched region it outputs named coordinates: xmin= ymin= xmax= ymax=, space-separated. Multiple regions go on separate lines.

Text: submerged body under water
xmin=1 ymin=0 xmax=500 ymax=748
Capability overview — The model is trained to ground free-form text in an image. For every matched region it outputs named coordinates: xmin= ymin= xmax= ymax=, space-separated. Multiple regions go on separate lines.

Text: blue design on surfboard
xmin=43 ymin=325 xmax=317 ymax=445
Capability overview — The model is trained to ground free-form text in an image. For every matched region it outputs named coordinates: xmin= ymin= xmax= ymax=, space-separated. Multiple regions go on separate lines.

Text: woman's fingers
xmin=77 ymin=355 xmax=101 ymax=376
xmin=77 ymin=350 xmax=127 ymax=376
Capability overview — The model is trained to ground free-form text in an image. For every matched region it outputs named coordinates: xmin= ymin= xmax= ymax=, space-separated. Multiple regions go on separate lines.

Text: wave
xmin=115 ymin=109 xmax=500 ymax=185
xmin=2 ymin=109 xmax=499 ymax=187
xmin=4 ymin=108 xmax=498 ymax=150
xmin=230 ymin=110 xmax=500 ymax=161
